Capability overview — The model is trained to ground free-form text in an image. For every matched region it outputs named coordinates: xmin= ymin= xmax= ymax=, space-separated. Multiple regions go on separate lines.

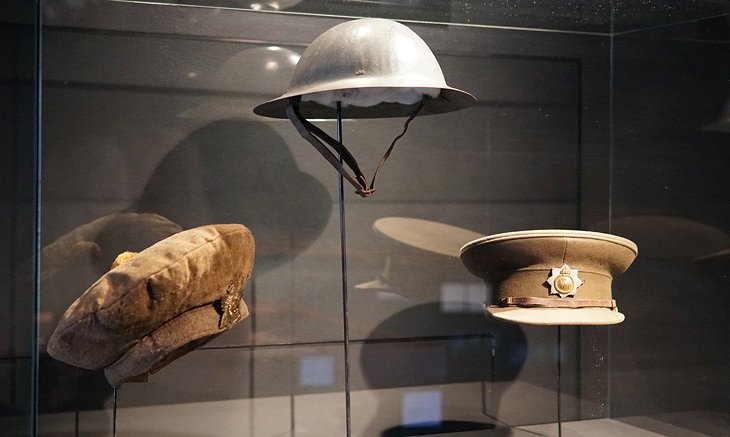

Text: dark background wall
xmin=0 ymin=1 xmax=40 ymax=436
xmin=609 ymin=15 xmax=730 ymax=426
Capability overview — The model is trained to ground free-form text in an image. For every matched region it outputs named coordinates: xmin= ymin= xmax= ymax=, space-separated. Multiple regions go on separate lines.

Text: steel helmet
xmin=254 ymin=18 xmax=475 ymax=119
xmin=254 ymin=18 xmax=475 ymax=197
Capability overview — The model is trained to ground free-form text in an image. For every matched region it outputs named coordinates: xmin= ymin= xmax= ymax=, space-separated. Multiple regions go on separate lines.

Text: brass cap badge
xmin=546 ymin=264 xmax=583 ymax=298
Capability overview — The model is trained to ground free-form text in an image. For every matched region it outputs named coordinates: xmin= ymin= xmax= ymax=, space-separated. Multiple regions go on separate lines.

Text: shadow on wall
xmin=131 ymin=119 xmax=333 ymax=275
xmin=351 ymin=218 xmax=527 ymax=435
xmin=609 ymin=15 xmax=730 ymax=418
xmin=360 ymin=304 xmax=526 ymax=436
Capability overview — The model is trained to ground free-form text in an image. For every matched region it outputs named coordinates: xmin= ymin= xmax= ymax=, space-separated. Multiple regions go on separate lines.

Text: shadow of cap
xmin=132 ymin=120 xmax=332 ymax=274
xmin=359 ymin=303 xmax=527 ymax=389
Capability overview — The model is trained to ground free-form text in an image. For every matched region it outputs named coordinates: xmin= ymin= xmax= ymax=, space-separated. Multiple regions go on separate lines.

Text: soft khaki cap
xmin=47 ymin=224 xmax=255 ymax=386
xmin=38 ymin=212 xmax=183 ymax=347
xmin=460 ymin=230 xmax=638 ymax=325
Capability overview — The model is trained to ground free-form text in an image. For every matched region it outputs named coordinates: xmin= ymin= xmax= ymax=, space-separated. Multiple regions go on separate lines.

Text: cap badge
xmin=219 ymin=276 xmax=244 ymax=329
xmin=546 ymin=264 xmax=583 ymax=298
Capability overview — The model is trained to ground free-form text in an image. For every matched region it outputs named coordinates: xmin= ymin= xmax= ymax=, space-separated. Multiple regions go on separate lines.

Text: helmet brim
xmin=253 ymin=85 xmax=476 ymax=119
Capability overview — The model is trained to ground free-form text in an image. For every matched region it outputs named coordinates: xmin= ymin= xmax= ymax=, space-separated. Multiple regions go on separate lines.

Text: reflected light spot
xmin=356 ymin=25 xmax=372 ymax=39
xmin=402 ymin=390 xmax=442 ymax=427
xmin=265 ymin=61 xmax=279 ymax=71
xmin=288 ymin=54 xmax=301 ymax=64
xmin=440 ymin=281 xmax=487 ymax=314
xmin=393 ymin=34 xmax=417 ymax=62
xmin=267 ymin=46 xmax=281 ymax=51
xmin=187 ymin=72 xmax=198 ymax=79
xmin=250 ymin=3 xmax=262 ymax=10
xmin=299 ymin=355 xmax=335 ymax=387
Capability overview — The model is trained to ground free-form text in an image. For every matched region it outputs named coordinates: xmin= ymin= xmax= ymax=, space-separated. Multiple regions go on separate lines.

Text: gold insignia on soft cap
xmin=111 ymin=251 xmax=138 ymax=269
xmin=546 ymin=264 xmax=583 ymax=298
xmin=219 ymin=277 xmax=244 ymax=329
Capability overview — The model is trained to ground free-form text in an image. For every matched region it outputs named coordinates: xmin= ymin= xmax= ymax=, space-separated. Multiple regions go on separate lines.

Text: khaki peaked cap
xmin=47 ymin=224 xmax=254 ymax=385
xmin=460 ymin=230 xmax=637 ymax=325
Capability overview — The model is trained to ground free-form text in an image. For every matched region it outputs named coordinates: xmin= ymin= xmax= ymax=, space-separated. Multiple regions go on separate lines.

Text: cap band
xmin=498 ymin=297 xmax=617 ymax=309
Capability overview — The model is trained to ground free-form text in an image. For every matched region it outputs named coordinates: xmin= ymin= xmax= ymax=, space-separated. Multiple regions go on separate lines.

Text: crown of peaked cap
xmin=254 ymin=18 xmax=475 ymax=119
xmin=460 ymin=230 xmax=637 ymax=326
xmin=47 ymin=224 xmax=255 ymax=384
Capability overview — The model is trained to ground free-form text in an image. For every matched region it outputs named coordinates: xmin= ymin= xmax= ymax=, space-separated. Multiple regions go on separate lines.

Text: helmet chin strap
xmin=285 ymin=96 xmax=425 ymax=198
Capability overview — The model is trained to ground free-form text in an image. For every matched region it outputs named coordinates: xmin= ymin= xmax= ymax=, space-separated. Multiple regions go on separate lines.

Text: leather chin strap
xmin=286 ymin=96 xmax=425 ymax=198
xmin=498 ymin=297 xmax=618 ymax=309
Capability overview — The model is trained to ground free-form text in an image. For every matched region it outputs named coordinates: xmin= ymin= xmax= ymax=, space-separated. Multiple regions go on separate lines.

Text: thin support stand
xmin=557 ymin=326 xmax=563 ymax=437
xmin=337 ymin=101 xmax=352 ymax=437
xmin=112 ymin=387 xmax=117 ymax=437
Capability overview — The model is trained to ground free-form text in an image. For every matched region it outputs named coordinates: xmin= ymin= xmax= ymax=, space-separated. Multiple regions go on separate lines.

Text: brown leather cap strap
xmin=498 ymin=297 xmax=617 ymax=309
xmin=286 ymin=96 xmax=424 ymax=198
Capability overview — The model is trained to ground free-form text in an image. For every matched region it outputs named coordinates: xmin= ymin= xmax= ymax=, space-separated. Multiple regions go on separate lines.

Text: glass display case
xmin=2 ymin=0 xmax=728 ymax=435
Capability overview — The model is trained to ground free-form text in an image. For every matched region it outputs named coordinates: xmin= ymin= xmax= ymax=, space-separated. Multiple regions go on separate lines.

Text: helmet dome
xmin=254 ymin=18 xmax=475 ymax=119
